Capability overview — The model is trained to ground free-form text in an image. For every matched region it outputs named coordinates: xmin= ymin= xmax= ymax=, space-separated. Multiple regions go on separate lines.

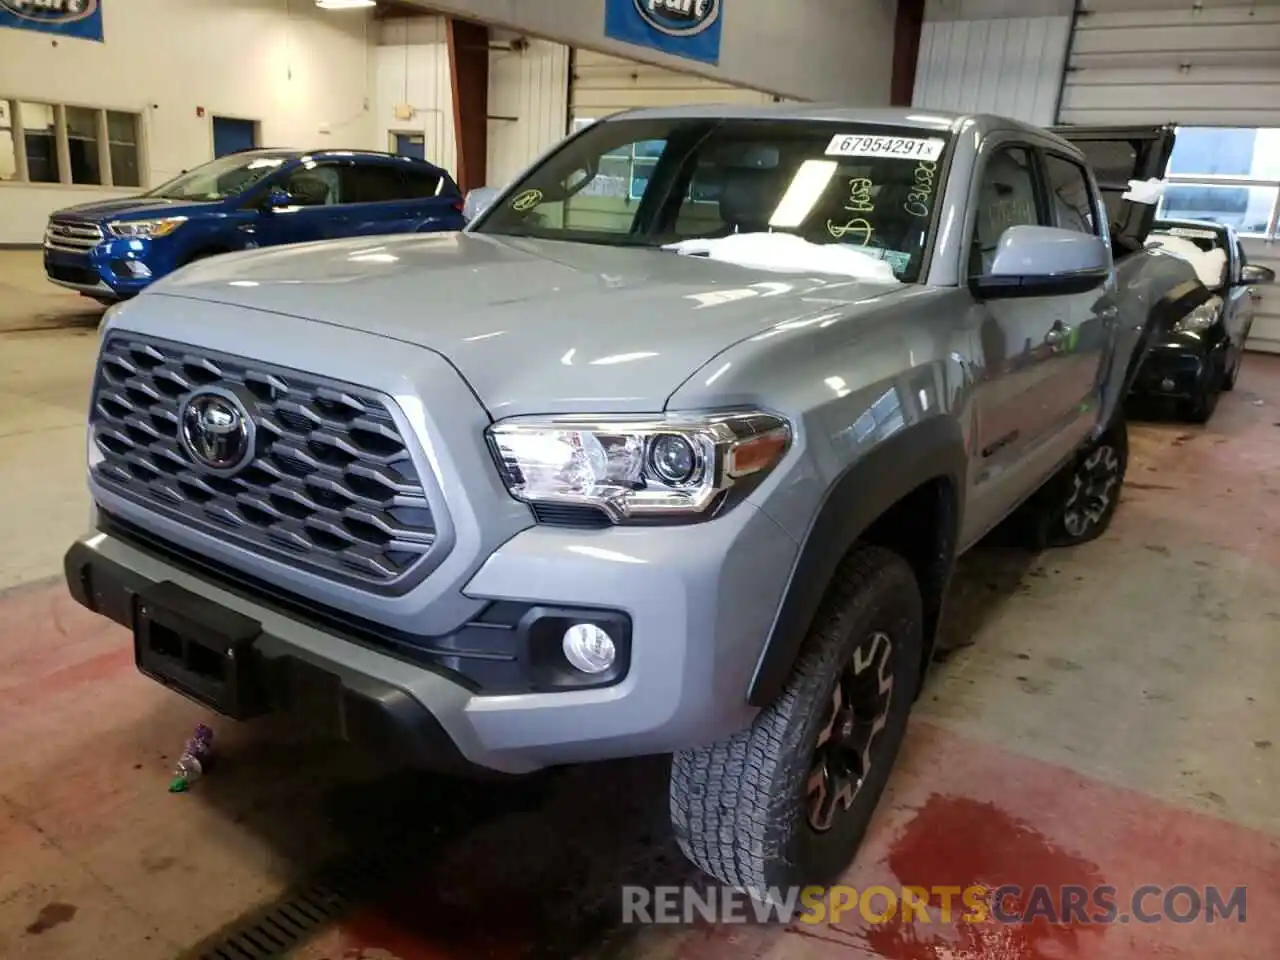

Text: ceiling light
xmin=315 ymin=0 xmax=375 ymax=9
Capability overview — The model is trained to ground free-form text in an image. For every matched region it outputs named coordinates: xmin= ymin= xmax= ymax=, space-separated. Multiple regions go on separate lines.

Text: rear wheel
xmin=669 ymin=544 xmax=922 ymax=892
xmin=1015 ymin=415 xmax=1129 ymax=550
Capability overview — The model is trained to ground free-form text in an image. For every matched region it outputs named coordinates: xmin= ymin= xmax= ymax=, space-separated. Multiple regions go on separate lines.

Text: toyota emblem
xmin=178 ymin=388 xmax=256 ymax=475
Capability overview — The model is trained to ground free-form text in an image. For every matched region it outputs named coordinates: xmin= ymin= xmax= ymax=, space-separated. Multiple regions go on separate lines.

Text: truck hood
xmin=144 ymin=231 xmax=908 ymax=415
xmin=51 ymin=196 xmax=213 ymax=223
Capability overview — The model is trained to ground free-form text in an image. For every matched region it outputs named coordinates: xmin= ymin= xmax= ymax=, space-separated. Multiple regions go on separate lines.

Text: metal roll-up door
xmin=1058 ymin=1 xmax=1280 ymax=353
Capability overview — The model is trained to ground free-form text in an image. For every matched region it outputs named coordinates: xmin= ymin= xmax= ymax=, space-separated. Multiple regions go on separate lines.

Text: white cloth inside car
xmin=1145 ymin=234 xmax=1228 ymax=289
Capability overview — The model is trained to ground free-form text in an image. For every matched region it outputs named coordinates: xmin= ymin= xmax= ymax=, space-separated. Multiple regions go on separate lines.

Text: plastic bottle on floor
xmin=169 ymin=724 xmax=214 ymax=793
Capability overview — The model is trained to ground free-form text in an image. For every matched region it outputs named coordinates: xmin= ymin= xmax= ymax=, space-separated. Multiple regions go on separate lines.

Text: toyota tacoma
xmin=65 ymin=106 xmax=1201 ymax=892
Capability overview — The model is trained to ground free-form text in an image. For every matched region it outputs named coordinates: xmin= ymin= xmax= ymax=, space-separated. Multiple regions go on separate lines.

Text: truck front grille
xmin=44 ymin=219 xmax=104 ymax=252
xmin=89 ymin=334 xmax=440 ymax=591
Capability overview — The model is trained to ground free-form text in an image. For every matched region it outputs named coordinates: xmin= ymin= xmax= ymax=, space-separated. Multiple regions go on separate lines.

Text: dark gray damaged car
xmin=66 ymin=107 xmax=1205 ymax=892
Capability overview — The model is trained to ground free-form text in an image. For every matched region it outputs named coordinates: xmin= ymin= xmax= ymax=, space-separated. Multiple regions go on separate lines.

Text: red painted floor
xmin=298 ymin=719 xmax=1278 ymax=960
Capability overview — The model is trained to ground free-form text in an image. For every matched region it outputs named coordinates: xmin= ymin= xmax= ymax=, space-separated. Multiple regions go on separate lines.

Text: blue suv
xmin=42 ymin=148 xmax=465 ymax=303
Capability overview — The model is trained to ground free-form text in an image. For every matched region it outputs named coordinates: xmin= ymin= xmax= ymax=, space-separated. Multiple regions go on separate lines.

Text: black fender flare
xmin=747 ymin=416 xmax=968 ymax=707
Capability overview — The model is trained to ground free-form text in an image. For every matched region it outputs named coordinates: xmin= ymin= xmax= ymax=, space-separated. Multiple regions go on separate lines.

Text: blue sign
xmin=604 ymin=0 xmax=722 ymax=65
xmin=0 ymin=0 xmax=104 ymax=42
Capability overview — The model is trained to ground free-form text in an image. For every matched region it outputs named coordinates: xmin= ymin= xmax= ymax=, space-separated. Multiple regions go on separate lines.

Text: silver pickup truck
xmin=65 ymin=107 xmax=1202 ymax=893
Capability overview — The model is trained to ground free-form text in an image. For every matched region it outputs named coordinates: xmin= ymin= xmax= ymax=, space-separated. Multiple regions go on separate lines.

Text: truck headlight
xmin=1173 ymin=296 xmax=1222 ymax=334
xmin=487 ymin=412 xmax=791 ymax=524
xmin=107 ymin=217 xmax=188 ymax=239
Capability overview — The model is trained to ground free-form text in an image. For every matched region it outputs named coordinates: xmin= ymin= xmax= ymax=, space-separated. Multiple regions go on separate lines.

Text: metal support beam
xmin=891 ymin=0 xmax=925 ymax=107
xmin=446 ymin=17 xmax=489 ymax=194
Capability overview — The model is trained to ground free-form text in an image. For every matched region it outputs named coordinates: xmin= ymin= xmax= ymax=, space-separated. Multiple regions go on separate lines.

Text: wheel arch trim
xmin=747 ymin=416 xmax=967 ymax=707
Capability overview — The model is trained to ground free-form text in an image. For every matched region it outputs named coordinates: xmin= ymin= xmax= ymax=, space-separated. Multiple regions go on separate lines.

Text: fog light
xmin=1161 ymin=377 xmax=1176 ymax=392
xmin=562 ymin=623 xmax=616 ymax=674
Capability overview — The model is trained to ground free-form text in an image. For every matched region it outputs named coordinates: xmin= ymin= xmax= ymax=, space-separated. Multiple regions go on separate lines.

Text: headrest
xmin=718 ymin=166 xmax=784 ymax=232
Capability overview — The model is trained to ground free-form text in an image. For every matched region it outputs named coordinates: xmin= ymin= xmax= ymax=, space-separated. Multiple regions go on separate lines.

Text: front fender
xmin=1099 ymin=251 xmax=1212 ymax=436
xmin=746 ymin=415 xmax=966 ymax=707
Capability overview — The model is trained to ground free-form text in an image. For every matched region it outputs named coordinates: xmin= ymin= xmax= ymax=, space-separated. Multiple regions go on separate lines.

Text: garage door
xmin=1058 ymin=0 xmax=1280 ymax=353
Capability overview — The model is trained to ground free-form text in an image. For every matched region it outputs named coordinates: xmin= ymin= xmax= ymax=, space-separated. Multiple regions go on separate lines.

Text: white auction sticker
xmin=1165 ymin=226 xmax=1219 ymax=240
xmin=825 ymin=134 xmax=945 ymax=162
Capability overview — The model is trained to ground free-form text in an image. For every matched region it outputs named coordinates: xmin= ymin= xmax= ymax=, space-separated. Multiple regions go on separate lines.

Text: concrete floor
xmin=0 ymin=249 xmax=1277 ymax=960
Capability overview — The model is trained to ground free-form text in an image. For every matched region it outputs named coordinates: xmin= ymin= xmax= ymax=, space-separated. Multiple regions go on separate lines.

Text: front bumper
xmin=66 ymin=493 xmax=797 ymax=774
xmin=43 ymin=235 xmax=163 ymax=299
xmin=1131 ymin=336 xmax=1225 ymax=400
xmin=66 ymin=536 xmax=486 ymax=775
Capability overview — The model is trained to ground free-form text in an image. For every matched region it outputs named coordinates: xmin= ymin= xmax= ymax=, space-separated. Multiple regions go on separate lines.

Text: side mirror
xmin=261 ymin=186 xmax=292 ymax=211
xmin=462 ymin=186 xmax=501 ymax=223
xmin=1241 ymin=263 xmax=1275 ymax=285
xmin=970 ymin=225 xmax=1111 ymax=300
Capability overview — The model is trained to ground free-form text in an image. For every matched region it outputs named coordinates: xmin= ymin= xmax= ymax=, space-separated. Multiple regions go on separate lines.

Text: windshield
xmin=471 ymin=118 xmax=953 ymax=283
xmin=144 ymin=153 xmax=293 ymax=201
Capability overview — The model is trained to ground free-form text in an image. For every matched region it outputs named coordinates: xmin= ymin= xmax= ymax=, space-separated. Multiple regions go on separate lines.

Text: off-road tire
xmin=1021 ymin=414 xmax=1129 ymax=549
xmin=669 ymin=544 xmax=923 ymax=893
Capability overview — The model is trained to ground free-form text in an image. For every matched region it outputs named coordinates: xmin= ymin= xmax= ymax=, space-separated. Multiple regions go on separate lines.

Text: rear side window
xmin=1043 ymin=154 xmax=1097 ymax=236
xmin=347 ymin=164 xmax=407 ymax=203
xmin=283 ymin=163 xmax=346 ymax=206
xmin=401 ymin=167 xmax=445 ymax=198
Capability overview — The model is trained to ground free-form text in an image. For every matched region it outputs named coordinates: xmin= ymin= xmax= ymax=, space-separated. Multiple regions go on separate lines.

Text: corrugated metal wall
xmin=911 ymin=0 xmax=1074 ymax=126
xmin=1058 ymin=0 xmax=1280 ymax=353
xmin=376 ymin=19 xmax=569 ymax=190
xmin=486 ymin=34 xmax=570 ymax=189
xmin=568 ymin=49 xmax=777 ymax=126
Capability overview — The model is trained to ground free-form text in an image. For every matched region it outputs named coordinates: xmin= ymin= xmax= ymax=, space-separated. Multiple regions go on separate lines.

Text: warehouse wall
xmin=392 ymin=0 xmax=898 ymax=104
xmin=486 ymin=31 xmax=571 ymax=190
xmin=373 ymin=18 xmax=569 ymax=191
xmin=0 ymin=0 xmax=376 ymax=246
xmin=374 ymin=17 xmax=458 ymax=177
xmin=912 ymin=0 xmax=1074 ymax=126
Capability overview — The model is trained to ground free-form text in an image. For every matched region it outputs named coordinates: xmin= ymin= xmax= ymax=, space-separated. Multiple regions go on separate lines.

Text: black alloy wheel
xmin=806 ymin=630 xmax=895 ymax=833
xmin=1060 ymin=442 xmax=1123 ymax=541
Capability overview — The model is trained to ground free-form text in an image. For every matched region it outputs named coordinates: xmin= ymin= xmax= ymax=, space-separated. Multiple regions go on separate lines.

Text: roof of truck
xmin=609 ymin=103 xmax=1059 ymax=140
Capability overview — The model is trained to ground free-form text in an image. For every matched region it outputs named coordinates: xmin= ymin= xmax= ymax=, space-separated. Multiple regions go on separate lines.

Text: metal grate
xmin=44 ymin=218 xmax=105 ymax=252
xmin=89 ymin=334 xmax=440 ymax=591
xmin=46 ymin=262 xmax=102 ymax=286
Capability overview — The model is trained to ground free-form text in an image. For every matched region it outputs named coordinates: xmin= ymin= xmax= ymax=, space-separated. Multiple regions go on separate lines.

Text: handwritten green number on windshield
xmin=904 ymin=160 xmax=936 ymax=218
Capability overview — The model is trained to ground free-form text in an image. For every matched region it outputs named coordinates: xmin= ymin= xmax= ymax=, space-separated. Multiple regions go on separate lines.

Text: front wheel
xmin=669 ymin=544 xmax=922 ymax=892
xmin=1179 ymin=363 xmax=1222 ymax=423
xmin=1221 ymin=353 xmax=1240 ymax=392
